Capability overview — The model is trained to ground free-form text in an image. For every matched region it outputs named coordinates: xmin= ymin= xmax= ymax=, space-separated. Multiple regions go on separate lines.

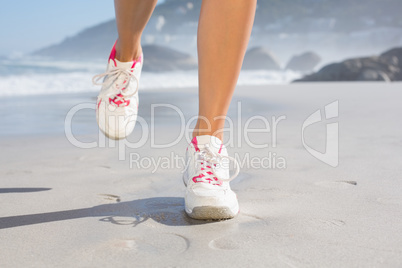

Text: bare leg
xmin=194 ymin=0 xmax=257 ymax=140
xmin=114 ymin=0 xmax=158 ymax=62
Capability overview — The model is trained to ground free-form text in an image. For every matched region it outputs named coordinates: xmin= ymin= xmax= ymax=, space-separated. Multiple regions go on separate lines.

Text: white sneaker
xmin=93 ymin=42 xmax=143 ymax=140
xmin=183 ymin=135 xmax=240 ymax=220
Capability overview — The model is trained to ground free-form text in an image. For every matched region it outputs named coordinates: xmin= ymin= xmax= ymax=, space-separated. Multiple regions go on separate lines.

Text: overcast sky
xmin=0 ymin=0 xmax=164 ymax=56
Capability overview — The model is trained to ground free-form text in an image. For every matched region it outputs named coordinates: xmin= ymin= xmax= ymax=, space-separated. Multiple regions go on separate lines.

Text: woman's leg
xmin=194 ymin=0 xmax=257 ymax=140
xmin=94 ymin=0 xmax=157 ymax=140
xmin=114 ymin=0 xmax=158 ymax=62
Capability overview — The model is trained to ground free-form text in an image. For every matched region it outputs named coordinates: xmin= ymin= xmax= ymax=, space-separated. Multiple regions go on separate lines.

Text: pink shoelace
xmin=92 ymin=66 xmax=139 ymax=107
xmin=192 ymin=144 xmax=239 ymax=185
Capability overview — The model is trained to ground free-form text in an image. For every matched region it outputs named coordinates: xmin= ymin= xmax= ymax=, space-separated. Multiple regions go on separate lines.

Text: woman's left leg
xmin=183 ymin=0 xmax=257 ymax=220
xmin=194 ymin=0 xmax=257 ymax=140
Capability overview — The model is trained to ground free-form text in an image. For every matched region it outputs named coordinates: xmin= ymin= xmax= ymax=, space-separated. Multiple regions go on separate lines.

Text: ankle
xmin=193 ymin=119 xmax=225 ymax=141
xmin=115 ymin=40 xmax=142 ymax=62
xmin=192 ymin=130 xmax=223 ymax=141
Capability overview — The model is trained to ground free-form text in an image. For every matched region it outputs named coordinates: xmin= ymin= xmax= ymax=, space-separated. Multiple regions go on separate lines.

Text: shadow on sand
xmin=0 ymin=197 xmax=212 ymax=229
xmin=0 ymin=188 xmax=52 ymax=194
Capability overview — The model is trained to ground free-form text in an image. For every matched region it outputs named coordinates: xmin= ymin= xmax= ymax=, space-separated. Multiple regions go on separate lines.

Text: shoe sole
xmin=186 ymin=206 xmax=238 ymax=220
xmin=104 ymin=131 xmax=125 ymax=140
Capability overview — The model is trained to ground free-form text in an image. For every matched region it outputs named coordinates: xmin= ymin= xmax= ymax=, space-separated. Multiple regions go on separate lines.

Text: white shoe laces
xmin=92 ymin=66 xmax=139 ymax=107
xmin=195 ymin=144 xmax=240 ymax=183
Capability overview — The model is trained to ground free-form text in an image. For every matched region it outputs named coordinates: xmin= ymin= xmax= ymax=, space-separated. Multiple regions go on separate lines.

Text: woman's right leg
xmin=114 ymin=0 xmax=158 ymax=62
xmin=95 ymin=0 xmax=157 ymax=140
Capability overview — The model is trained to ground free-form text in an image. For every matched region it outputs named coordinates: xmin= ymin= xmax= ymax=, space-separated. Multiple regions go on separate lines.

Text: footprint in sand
xmin=288 ymin=218 xmax=345 ymax=230
xmin=99 ymin=165 xmax=111 ymax=169
xmin=111 ymin=233 xmax=189 ymax=254
xmin=314 ymin=180 xmax=357 ymax=189
xmin=98 ymin=194 xmax=121 ymax=203
xmin=209 ymin=234 xmax=256 ymax=250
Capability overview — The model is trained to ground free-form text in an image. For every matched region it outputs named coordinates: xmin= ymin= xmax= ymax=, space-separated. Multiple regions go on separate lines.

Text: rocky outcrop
xmin=142 ymin=45 xmax=197 ymax=72
xmin=294 ymin=47 xmax=402 ymax=82
xmin=33 ymin=20 xmax=117 ymax=60
xmin=285 ymin=51 xmax=321 ymax=73
xmin=380 ymin=47 xmax=402 ymax=80
xmin=30 ymin=0 xmax=402 ymax=64
xmin=242 ymin=47 xmax=281 ymax=71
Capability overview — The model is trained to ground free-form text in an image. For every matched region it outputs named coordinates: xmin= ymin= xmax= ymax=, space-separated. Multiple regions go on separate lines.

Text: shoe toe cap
xmin=97 ymin=104 xmax=137 ymax=139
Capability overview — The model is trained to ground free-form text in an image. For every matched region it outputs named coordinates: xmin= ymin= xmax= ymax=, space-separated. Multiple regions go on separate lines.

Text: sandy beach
xmin=1 ymin=82 xmax=401 ymax=267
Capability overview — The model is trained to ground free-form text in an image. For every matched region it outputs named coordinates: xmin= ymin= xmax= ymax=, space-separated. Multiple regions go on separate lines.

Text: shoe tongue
xmin=114 ymin=59 xmax=135 ymax=69
xmin=193 ymin=135 xmax=223 ymax=154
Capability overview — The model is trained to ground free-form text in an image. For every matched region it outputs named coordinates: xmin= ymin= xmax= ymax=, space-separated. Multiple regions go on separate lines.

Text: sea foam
xmin=0 ymin=59 xmax=301 ymax=96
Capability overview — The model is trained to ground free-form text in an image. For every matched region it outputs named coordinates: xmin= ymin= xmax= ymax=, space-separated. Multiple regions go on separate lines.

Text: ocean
xmin=0 ymin=58 xmax=302 ymax=97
